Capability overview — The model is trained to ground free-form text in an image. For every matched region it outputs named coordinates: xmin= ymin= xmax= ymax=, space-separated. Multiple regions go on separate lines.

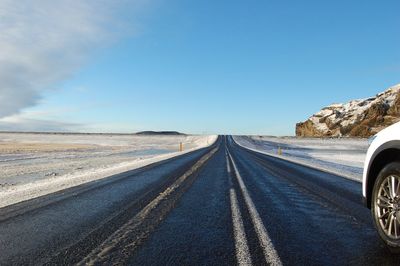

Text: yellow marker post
xmin=180 ymin=142 xmax=183 ymax=152
xmin=278 ymin=147 xmax=282 ymax=156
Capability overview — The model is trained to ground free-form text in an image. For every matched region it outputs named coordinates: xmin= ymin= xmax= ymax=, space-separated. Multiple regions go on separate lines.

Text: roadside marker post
xmin=180 ymin=142 xmax=183 ymax=152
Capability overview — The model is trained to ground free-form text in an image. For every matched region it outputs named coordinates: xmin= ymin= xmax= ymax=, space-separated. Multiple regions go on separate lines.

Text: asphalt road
xmin=1 ymin=136 xmax=400 ymax=265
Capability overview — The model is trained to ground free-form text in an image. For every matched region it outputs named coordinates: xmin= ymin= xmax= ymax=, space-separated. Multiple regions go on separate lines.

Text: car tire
xmin=371 ymin=161 xmax=400 ymax=253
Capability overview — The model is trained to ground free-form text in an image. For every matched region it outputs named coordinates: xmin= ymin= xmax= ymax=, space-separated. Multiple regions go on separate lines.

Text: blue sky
xmin=0 ymin=0 xmax=399 ymax=135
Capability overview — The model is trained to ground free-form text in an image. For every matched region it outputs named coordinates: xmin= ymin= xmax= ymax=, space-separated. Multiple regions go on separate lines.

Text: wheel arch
xmin=367 ymin=147 xmax=400 ymax=208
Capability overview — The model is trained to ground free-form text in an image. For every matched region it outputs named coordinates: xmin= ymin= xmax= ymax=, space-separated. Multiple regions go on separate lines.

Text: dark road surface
xmin=1 ymin=136 xmax=400 ymax=265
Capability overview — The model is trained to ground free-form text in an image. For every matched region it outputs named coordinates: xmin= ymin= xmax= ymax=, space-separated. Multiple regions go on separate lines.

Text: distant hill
xmin=296 ymin=84 xmax=400 ymax=138
xmin=135 ymin=131 xmax=185 ymax=136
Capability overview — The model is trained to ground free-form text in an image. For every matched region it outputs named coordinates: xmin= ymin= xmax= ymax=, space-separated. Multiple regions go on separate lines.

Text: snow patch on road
xmin=0 ymin=133 xmax=217 ymax=208
xmin=233 ymin=136 xmax=368 ymax=182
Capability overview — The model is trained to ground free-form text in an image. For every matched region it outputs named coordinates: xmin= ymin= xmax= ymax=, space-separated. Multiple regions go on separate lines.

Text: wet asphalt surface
xmin=0 ymin=136 xmax=400 ymax=265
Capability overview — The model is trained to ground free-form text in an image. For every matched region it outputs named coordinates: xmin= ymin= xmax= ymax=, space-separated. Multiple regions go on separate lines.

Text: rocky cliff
xmin=296 ymin=84 xmax=400 ymax=138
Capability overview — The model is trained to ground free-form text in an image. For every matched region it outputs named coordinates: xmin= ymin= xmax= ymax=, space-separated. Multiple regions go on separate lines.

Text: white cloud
xmin=0 ymin=114 xmax=82 ymax=132
xmin=0 ymin=108 xmax=142 ymax=133
xmin=0 ymin=0 xmax=142 ymax=120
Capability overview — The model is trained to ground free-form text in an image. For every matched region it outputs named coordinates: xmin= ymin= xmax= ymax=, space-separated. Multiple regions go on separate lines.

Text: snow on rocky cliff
xmin=296 ymin=84 xmax=400 ymax=138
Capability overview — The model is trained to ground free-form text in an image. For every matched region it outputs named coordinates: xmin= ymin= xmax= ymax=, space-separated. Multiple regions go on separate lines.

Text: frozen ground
xmin=0 ymin=133 xmax=217 ymax=208
xmin=233 ymin=136 xmax=369 ymax=182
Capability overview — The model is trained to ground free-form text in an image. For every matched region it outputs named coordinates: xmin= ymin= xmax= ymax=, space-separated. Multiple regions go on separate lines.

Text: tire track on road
xmin=77 ymin=146 xmax=219 ymax=265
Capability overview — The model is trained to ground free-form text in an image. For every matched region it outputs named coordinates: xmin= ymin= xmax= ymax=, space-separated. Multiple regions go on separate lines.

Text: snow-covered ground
xmin=0 ymin=133 xmax=217 ymax=208
xmin=233 ymin=136 xmax=369 ymax=182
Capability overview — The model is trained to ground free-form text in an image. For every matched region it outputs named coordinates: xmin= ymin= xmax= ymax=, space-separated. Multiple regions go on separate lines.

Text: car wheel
xmin=372 ymin=161 xmax=400 ymax=253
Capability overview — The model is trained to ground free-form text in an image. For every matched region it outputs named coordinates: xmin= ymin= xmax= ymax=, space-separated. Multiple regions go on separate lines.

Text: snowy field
xmin=233 ymin=136 xmax=369 ymax=182
xmin=0 ymin=133 xmax=217 ymax=208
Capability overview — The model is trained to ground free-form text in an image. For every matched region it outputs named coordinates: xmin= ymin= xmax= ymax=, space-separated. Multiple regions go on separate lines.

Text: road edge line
xmin=232 ymin=136 xmax=362 ymax=183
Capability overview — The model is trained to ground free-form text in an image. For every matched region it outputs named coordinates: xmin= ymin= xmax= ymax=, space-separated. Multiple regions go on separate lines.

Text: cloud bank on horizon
xmin=0 ymin=0 xmax=143 ymax=131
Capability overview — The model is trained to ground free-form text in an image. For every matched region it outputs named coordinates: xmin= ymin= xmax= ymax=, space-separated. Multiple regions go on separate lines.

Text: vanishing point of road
xmin=1 ymin=136 xmax=399 ymax=265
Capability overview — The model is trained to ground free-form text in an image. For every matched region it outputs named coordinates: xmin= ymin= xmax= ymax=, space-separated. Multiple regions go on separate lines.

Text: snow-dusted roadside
xmin=0 ymin=134 xmax=217 ymax=208
xmin=233 ymin=136 xmax=368 ymax=182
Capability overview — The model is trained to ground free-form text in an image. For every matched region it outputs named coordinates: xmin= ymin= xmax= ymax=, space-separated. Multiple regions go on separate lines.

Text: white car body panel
xmin=363 ymin=122 xmax=400 ymax=200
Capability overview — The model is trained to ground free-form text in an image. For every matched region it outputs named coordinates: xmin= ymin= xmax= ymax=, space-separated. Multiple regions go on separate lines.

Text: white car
xmin=363 ymin=121 xmax=400 ymax=251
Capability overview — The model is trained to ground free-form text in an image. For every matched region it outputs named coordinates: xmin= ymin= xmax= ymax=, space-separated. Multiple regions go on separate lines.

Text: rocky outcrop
xmin=296 ymin=84 xmax=400 ymax=138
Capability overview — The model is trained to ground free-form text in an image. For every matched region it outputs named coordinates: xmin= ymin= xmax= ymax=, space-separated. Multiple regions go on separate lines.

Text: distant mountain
xmin=296 ymin=84 xmax=400 ymax=138
xmin=135 ymin=131 xmax=185 ymax=136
